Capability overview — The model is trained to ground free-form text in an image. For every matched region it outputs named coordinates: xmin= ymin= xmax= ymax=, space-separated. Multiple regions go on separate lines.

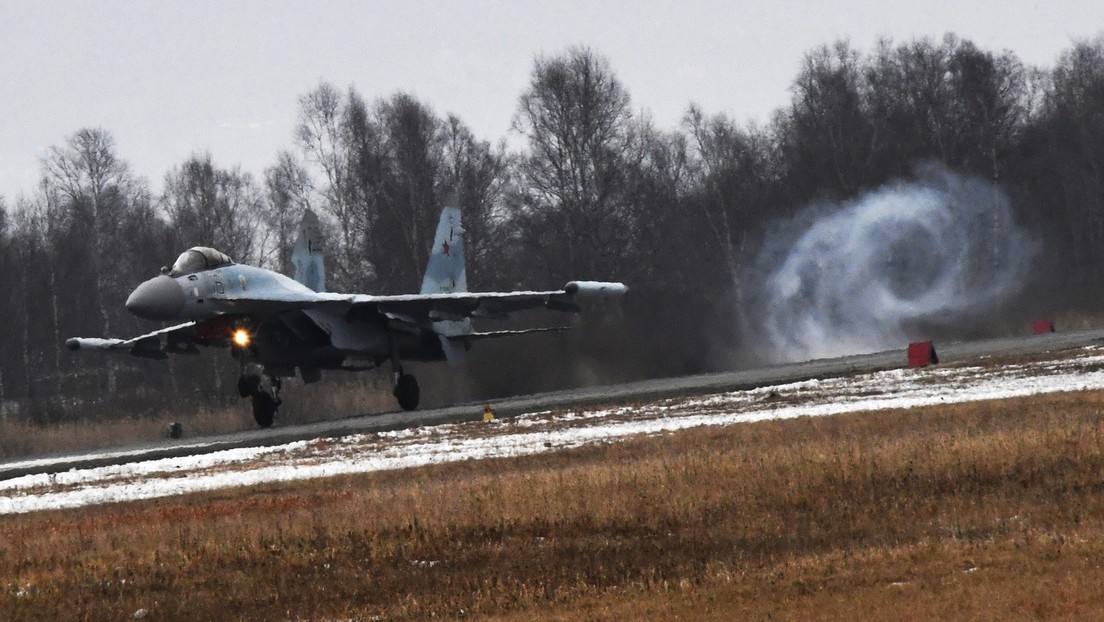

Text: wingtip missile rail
xmin=563 ymin=281 xmax=629 ymax=297
xmin=66 ymin=337 xmax=125 ymax=351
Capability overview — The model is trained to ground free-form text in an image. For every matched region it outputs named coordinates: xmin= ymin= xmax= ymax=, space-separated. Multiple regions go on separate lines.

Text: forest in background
xmin=2 ymin=33 xmax=1104 ymax=425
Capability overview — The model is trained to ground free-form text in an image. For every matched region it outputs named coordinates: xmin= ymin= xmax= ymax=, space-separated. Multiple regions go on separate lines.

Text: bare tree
xmin=40 ymin=128 xmax=142 ymax=394
xmin=295 ymin=82 xmax=363 ymax=290
xmin=366 ymin=92 xmax=446 ymax=292
xmin=441 ymin=115 xmax=510 ymax=288
xmin=0 ymin=200 xmax=9 ymax=410
xmin=1034 ymin=37 xmax=1104 ymax=283
xmin=264 ymin=150 xmax=314 ymax=274
xmin=161 ymin=153 xmax=268 ymax=265
xmin=684 ymin=106 xmax=776 ymax=284
xmin=778 ymin=41 xmax=879 ymax=202
xmin=512 ymin=46 xmax=641 ymax=282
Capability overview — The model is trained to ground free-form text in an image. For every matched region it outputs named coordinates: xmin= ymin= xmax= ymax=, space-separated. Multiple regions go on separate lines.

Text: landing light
xmin=232 ymin=328 xmax=251 ymax=347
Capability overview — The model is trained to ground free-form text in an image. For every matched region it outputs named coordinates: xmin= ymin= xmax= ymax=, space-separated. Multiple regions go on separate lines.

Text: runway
xmin=4 ymin=327 xmax=1104 ymax=481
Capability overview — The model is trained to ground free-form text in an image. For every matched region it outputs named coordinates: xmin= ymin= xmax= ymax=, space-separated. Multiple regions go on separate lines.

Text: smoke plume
xmin=742 ymin=162 xmax=1033 ymax=363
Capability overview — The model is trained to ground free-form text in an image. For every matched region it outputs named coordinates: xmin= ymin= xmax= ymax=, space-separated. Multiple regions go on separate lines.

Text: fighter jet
xmin=67 ymin=196 xmax=628 ymax=427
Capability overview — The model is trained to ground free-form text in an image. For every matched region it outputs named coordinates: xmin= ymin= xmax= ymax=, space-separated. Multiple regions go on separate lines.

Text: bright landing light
xmin=232 ymin=328 xmax=251 ymax=347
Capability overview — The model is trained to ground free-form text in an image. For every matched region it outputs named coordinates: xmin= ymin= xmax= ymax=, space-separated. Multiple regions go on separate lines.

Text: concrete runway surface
xmin=4 ymin=327 xmax=1104 ymax=481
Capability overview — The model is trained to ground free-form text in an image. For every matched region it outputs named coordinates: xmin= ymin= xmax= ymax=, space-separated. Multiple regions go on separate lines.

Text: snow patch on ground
xmin=3 ymin=351 xmax=1104 ymax=515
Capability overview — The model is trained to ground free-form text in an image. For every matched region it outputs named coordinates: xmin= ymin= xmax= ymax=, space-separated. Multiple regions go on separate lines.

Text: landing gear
xmin=393 ymin=372 xmax=420 ymax=411
xmin=251 ymin=390 xmax=279 ymax=428
xmin=239 ymin=363 xmax=281 ymax=428
xmin=388 ymin=334 xmax=419 ymax=411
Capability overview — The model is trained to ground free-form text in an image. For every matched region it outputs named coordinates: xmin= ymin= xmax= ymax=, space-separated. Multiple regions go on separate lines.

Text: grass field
xmin=3 ymin=385 xmax=1104 ymax=620
xmin=0 ymin=376 xmax=400 ymax=462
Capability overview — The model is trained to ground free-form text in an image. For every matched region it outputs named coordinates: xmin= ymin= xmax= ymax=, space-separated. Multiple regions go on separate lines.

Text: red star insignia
xmin=441 ymin=240 xmax=450 ymax=256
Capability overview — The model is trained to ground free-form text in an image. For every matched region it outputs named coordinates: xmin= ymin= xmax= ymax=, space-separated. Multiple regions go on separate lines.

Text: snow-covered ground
xmin=4 ymin=350 xmax=1104 ymax=515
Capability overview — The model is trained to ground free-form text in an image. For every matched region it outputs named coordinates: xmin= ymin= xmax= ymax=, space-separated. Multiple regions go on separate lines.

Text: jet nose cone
xmin=126 ymin=275 xmax=186 ymax=320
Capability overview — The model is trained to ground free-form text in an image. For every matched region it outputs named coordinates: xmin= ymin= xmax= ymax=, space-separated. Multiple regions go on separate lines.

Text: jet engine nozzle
xmin=126 ymin=275 xmax=186 ymax=320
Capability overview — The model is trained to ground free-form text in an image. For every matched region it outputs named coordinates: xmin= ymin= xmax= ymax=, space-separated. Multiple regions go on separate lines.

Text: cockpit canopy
xmin=168 ymin=247 xmax=235 ymax=277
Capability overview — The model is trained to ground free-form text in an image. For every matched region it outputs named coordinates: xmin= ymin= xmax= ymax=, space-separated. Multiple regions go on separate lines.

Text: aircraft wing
xmin=66 ymin=281 xmax=626 ymax=351
xmin=66 ymin=321 xmax=199 ymax=359
xmin=325 ymin=280 xmax=629 ymax=321
xmin=206 ymin=280 xmax=628 ymax=321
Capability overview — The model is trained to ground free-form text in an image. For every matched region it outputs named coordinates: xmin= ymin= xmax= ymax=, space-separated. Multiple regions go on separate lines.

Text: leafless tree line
xmin=1 ymin=35 xmax=1103 ymax=423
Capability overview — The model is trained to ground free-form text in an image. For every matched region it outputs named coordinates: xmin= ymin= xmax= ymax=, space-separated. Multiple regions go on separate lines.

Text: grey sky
xmin=1 ymin=0 xmax=1101 ymax=202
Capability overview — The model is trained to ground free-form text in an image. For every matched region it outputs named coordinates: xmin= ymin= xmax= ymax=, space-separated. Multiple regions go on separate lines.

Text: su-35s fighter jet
xmin=68 ymin=195 xmax=628 ymax=427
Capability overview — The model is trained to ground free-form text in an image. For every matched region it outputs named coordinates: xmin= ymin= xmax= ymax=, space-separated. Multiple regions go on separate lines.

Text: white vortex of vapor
xmin=742 ymin=163 xmax=1032 ymax=363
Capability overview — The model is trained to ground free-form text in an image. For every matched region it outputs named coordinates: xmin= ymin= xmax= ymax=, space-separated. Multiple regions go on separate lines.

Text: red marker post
xmin=1032 ymin=319 xmax=1055 ymax=335
xmin=908 ymin=341 xmax=938 ymax=368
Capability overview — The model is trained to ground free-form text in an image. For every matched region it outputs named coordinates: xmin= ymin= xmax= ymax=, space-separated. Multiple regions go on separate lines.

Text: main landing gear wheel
xmin=251 ymin=391 xmax=279 ymax=428
xmin=240 ymin=364 xmax=281 ymax=428
xmin=393 ymin=373 xmax=420 ymax=411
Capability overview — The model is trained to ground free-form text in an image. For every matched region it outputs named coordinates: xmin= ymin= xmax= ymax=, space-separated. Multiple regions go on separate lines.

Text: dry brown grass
xmin=0 ymin=378 xmax=398 ymax=461
xmin=3 ymin=390 xmax=1104 ymax=620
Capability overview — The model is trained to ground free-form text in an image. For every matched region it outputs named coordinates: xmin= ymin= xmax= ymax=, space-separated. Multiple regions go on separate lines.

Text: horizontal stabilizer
xmin=465 ymin=326 xmax=567 ymax=340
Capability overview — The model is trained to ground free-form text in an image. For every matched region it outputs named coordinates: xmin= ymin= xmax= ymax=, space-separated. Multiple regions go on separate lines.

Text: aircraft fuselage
xmin=126 ymin=264 xmax=449 ymax=380
xmin=68 ymin=202 xmax=627 ymax=425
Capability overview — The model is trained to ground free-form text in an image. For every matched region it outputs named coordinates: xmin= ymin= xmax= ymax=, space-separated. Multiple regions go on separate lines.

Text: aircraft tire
xmin=252 ymin=392 xmax=278 ymax=428
xmin=394 ymin=374 xmax=420 ymax=411
xmin=238 ymin=375 xmax=259 ymax=398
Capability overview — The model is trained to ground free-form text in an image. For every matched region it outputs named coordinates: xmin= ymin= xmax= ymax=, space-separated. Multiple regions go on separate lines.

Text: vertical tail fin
xmin=422 ymin=193 xmax=471 ymax=364
xmin=420 ymin=193 xmax=467 ymax=295
xmin=291 ymin=209 xmax=326 ymax=293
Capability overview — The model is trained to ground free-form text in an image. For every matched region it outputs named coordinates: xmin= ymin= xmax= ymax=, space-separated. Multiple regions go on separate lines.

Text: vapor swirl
xmin=743 ymin=163 xmax=1033 ymax=362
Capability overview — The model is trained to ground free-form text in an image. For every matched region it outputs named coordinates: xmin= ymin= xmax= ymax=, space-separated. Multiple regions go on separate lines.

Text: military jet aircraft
xmin=67 ymin=196 xmax=628 ymax=427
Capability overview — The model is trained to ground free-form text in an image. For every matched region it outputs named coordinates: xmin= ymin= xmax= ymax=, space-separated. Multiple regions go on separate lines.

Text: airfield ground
xmin=3 ymin=348 xmax=1104 ymax=619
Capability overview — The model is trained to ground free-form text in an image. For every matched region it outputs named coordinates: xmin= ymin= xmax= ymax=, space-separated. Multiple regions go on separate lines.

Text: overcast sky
xmin=1 ymin=0 xmax=1101 ymax=202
